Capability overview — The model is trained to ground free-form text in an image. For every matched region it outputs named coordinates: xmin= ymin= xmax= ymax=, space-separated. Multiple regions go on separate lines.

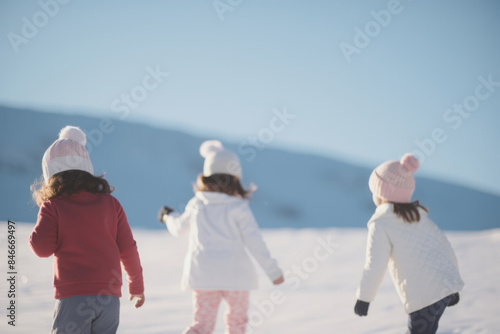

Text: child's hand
xmin=354 ymin=300 xmax=369 ymax=316
xmin=448 ymin=292 xmax=460 ymax=307
xmin=129 ymin=293 xmax=145 ymax=308
xmin=273 ymin=276 xmax=284 ymax=285
xmin=157 ymin=206 xmax=174 ymax=223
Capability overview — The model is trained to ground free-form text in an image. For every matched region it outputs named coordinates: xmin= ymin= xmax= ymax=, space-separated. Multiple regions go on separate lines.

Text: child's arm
xmin=29 ymin=202 xmax=58 ymax=258
xmin=162 ymin=199 xmax=197 ymax=238
xmin=164 ymin=212 xmax=191 ymax=237
xmin=355 ymin=222 xmax=391 ymax=308
xmin=115 ymin=202 xmax=144 ymax=307
xmin=236 ymin=204 xmax=283 ymax=283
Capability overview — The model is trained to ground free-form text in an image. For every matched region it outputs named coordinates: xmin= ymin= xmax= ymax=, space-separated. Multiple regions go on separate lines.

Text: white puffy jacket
xmin=164 ymin=191 xmax=283 ymax=291
xmin=356 ymin=203 xmax=464 ymax=314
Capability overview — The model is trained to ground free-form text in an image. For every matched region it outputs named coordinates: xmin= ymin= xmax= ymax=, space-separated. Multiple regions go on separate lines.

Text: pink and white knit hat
xmin=199 ymin=140 xmax=242 ymax=178
xmin=368 ymin=153 xmax=419 ymax=203
xmin=42 ymin=126 xmax=94 ymax=184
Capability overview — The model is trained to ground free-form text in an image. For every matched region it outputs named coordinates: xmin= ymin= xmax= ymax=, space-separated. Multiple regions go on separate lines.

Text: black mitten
xmin=448 ymin=293 xmax=460 ymax=307
xmin=354 ymin=300 xmax=370 ymax=316
xmin=157 ymin=206 xmax=174 ymax=223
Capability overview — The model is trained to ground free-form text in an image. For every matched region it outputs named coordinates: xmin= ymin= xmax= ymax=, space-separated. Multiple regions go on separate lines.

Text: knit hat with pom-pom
xmin=368 ymin=153 xmax=419 ymax=203
xmin=199 ymin=140 xmax=242 ymax=178
xmin=42 ymin=126 xmax=94 ymax=183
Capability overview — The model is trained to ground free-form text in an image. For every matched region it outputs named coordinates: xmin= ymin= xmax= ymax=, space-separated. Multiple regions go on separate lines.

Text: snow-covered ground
xmin=1 ymin=222 xmax=499 ymax=334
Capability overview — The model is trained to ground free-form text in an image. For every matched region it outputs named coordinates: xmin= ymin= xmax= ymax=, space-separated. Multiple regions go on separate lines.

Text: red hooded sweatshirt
xmin=29 ymin=191 xmax=144 ymax=299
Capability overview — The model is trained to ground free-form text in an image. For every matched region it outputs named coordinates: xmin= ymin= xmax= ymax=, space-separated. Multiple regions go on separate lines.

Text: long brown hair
xmin=194 ymin=173 xmax=253 ymax=199
xmin=392 ymin=200 xmax=428 ymax=223
xmin=31 ymin=170 xmax=114 ymax=206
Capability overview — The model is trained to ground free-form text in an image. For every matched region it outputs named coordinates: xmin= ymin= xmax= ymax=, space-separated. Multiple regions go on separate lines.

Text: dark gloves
xmin=354 ymin=300 xmax=370 ymax=316
xmin=157 ymin=206 xmax=174 ymax=224
xmin=448 ymin=293 xmax=460 ymax=307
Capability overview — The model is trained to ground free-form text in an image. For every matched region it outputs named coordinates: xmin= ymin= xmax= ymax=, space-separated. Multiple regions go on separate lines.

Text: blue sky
xmin=1 ymin=0 xmax=499 ymax=195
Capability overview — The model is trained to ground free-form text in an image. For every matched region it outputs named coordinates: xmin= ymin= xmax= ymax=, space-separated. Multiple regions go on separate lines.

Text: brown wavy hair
xmin=392 ymin=200 xmax=428 ymax=223
xmin=31 ymin=170 xmax=114 ymax=206
xmin=194 ymin=173 xmax=253 ymax=199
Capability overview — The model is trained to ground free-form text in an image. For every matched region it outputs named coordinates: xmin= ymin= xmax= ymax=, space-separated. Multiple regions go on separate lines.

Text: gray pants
xmin=52 ymin=295 xmax=120 ymax=334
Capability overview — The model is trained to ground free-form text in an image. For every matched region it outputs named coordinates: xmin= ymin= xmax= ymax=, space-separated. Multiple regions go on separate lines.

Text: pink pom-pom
xmin=58 ymin=126 xmax=86 ymax=146
xmin=400 ymin=153 xmax=419 ymax=173
xmin=199 ymin=140 xmax=224 ymax=158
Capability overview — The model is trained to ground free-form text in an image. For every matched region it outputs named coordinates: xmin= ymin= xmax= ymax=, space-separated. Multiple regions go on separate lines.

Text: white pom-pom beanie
xmin=199 ymin=140 xmax=242 ymax=178
xmin=42 ymin=126 xmax=94 ymax=183
xmin=368 ymin=153 xmax=419 ymax=203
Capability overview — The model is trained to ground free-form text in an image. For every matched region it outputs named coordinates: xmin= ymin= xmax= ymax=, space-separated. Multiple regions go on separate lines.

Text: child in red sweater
xmin=29 ymin=126 xmax=144 ymax=334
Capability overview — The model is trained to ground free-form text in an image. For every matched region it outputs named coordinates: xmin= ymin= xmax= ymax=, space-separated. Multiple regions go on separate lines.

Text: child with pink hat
xmin=354 ymin=153 xmax=464 ymax=334
xmin=29 ymin=126 xmax=145 ymax=333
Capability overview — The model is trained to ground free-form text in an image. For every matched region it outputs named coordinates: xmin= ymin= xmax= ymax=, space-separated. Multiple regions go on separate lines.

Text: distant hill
xmin=1 ymin=106 xmax=499 ymax=230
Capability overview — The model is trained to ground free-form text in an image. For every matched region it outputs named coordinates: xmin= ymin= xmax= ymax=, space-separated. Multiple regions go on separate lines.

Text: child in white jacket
xmin=158 ymin=140 xmax=284 ymax=334
xmin=355 ymin=153 xmax=464 ymax=334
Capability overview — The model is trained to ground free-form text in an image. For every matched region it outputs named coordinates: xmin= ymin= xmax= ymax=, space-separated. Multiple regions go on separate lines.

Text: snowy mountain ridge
xmin=1 ymin=105 xmax=499 ymax=230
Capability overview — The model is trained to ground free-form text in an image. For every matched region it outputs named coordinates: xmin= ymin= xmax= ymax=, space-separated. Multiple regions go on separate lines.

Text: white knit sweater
xmin=164 ymin=192 xmax=283 ymax=291
xmin=356 ymin=203 xmax=464 ymax=313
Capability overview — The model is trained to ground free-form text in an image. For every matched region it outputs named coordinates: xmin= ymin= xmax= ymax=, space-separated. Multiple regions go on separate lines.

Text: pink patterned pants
xmin=183 ymin=290 xmax=249 ymax=334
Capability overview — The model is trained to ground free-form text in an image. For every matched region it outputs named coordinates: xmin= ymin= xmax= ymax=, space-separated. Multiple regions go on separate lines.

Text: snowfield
xmin=1 ymin=222 xmax=499 ymax=334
